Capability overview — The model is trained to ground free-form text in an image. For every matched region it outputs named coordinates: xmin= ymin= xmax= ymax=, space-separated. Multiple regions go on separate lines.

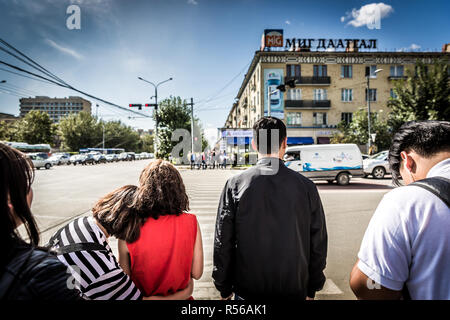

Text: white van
xmin=283 ymin=144 xmax=364 ymax=185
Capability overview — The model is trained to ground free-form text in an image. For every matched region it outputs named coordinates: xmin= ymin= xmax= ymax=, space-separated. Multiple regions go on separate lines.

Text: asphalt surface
xmin=24 ymin=160 xmax=395 ymax=300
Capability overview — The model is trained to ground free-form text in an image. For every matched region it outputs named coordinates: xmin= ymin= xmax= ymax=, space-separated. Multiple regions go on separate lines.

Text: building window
xmin=313 ymin=112 xmax=327 ymax=126
xmin=366 ymin=88 xmax=377 ymax=102
xmin=287 ymin=112 xmax=302 ymax=126
xmin=313 ymin=65 xmax=327 ymax=77
xmin=341 ymin=65 xmax=352 ymax=78
xmin=390 ymin=88 xmax=398 ymax=99
xmin=287 ymin=88 xmax=301 ymax=100
xmin=390 ymin=65 xmax=404 ymax=77
xmin=287 ymin=65 xmax=301 ymax=77
xmin=341 ymin=89 xmax=353 ymax=102
xmin=341 ymin=112 xmax=353 ymax=124
xmin=369 ymin=65 xmax=378 ymax=78
xmin=313 ymin=89 xmax=327 ymax=101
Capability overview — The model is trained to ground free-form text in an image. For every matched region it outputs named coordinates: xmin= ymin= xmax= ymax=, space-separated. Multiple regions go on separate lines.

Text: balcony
xmin=388 ymin=75 xmax=407 ymax=80
xmin=285 ymin=100 xmax=331 ymax=109
xmin=284 ymin=76 xmax=331 ymax=85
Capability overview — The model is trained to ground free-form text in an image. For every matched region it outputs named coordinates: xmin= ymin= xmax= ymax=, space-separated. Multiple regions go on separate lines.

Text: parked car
xmin=70 ymin=154 xmax=96 ymax=165
xmin=283 ymin=144 xmax=364 ymax=185
xmin=28 ymin=153 xmax=52 ymax=170
xmin=105 ymin=154 xmax=118 ymax=162
xmin=93 ymin=154 xmax=107 ymax=164
xmin=126 ymin=152 xmax=136 ymax=161
xmin=48 ymin=154 xmax=70 ymax=165
xmin=118 ymin=152 xmax=129 ymax=161
xmin=363 ymin=150 xmax=391 ymax=179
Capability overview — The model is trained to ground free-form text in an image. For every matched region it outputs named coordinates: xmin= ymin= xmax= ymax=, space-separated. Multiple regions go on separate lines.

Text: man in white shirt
xmin=350 ymin=121 xmax=450 ymax=300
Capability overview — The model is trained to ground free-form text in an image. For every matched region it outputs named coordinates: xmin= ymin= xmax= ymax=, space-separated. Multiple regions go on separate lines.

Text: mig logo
xmin=264 ymin=29 xmax=283 ymax=47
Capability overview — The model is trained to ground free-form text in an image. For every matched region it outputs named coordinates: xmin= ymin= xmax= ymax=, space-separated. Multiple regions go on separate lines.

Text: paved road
xmin=26 ymin=161 xmax=394 ymax=300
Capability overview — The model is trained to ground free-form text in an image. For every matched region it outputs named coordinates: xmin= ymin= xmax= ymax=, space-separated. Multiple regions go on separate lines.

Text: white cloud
xmin=187 ymin=0 xmax=198 ymax=5
xmin=341 ymin=3 xmax=393 ymax=28
xmin=396 ymin=43 xmax=421 ymax=52
xmin=45 ymin=39 xmax=83 ymax=60
xmin=285 ymin=20 xmax=291 ymax=25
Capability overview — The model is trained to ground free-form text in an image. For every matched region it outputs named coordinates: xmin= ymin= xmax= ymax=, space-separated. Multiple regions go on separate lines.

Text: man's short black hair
xmin=388 ymin=120 xmax=450 ymax=186
xmin=252 ymin=116 xmax=287 ymax=154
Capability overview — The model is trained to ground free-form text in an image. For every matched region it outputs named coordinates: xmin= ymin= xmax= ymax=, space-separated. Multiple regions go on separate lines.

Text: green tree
xmin=156 ymin=96 xmax=193 ymax=159
xmin=137 ymin=133 xmax=154 ymax=153
xmin=388 ymin=59 xmax=450 ymax=131
xmin=0 ymin=120 xmax=19 ymax=142
xmin=331 ymin=109 xmax=392 ymax=152
xmin=58 ymin=111 xmax=101 ymax=151
xmin=102 ymin=120 xmax=141 ymax=151
xmin=15 ymin=111 xmax=54 ymax=145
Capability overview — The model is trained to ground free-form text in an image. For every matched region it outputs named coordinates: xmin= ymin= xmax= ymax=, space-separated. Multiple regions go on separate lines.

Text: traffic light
xmin=129 ymin=104 xmax=142 ymax=110
xmin=276 ymin=79 xmax=296 ymax=92
xmin=145 ymin=103 xmax=157 ymax=107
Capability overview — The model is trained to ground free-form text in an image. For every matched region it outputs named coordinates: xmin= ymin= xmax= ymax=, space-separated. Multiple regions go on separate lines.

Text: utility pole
xmin=96 ymin=104 xmax=99 ymax=119
xmin=186 ymin=98 xmax=195 ymax=156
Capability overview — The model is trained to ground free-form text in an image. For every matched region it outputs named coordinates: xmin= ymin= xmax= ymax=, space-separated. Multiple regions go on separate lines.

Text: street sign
xmin=371 ymin=133 xmax=377 ymax=142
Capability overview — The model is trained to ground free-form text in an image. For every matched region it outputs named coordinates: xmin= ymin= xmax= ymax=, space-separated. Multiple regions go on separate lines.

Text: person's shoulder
xmin=382 ymin=183 xmax=440 ymax=205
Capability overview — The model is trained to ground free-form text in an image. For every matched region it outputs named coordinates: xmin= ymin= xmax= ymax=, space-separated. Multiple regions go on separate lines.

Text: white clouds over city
xmin=396 ymin=43 xmax=421 ymax=52
xmin=341 ymin=2 xmax=393 ymax=28
xmin=45 ymin=39 xmax=84 ymax=60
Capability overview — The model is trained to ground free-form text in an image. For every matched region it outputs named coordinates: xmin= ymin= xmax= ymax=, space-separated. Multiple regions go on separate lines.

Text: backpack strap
xmin=410 ymin=176 xmax=450 ymax=208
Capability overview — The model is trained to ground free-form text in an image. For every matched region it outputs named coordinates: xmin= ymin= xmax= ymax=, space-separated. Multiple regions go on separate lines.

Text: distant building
xmin=0 ymin=112 xmax=19 ymax=122
xmin=19 ymin=96 xmax=92 ymax=123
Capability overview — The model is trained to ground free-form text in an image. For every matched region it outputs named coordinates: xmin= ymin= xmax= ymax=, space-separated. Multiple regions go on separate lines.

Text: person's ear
xmin=400 ymin=151 xmax=415 ymax=173
xmin=251 ymin=138 xmax=258 ymax=152
xmin=282 ymin=137 xmax=288 ymax=150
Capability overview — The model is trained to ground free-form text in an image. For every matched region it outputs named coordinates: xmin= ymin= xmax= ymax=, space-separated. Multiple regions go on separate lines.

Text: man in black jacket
xmin=213 ymin=116 xmax=328 ymax=300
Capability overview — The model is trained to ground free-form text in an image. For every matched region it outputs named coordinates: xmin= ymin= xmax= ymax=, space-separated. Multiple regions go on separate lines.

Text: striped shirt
xmin=49 ymin=216 xmax=142 ymax=300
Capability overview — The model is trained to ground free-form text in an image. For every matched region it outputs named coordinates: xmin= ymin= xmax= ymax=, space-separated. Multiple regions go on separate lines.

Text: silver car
xmin=363 ymin=151 xmax=391 ymax=179
xmin=29 ymin=153 xmax=52 ymax=170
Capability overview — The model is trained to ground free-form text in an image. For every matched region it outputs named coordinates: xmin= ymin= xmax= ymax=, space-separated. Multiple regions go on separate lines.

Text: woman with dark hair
xmin=0 ymin=143 xmax=81 ymax=300
xmin=47 ymin=184 xmax=193 ymax=300
xmin=118 ymin=159 xmax=204 ymax=299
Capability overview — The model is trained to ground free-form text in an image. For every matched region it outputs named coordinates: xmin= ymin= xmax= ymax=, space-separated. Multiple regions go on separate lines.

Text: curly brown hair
xmin=137 ymin=159 xmax=189 ymax=219
xmin=92 ymin=160 xmax=190 ymax=243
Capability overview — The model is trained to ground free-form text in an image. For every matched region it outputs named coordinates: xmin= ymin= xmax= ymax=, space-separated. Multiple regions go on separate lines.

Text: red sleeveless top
xmin=127 ymin=213 xmax=197 ymax=299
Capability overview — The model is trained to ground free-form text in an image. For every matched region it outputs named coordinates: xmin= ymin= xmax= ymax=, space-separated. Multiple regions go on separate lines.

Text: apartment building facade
xmin=19 ymin=96 xmax=92 ymax=123
xmin=223 ymin=44 xmax=449 ymax=150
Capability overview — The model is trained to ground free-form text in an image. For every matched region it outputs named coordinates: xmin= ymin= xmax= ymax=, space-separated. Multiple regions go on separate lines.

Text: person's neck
xmin=422 ymin=152 xmax=450 ymax=177
xmin=94 ymin=218 xmax=110 ymax=239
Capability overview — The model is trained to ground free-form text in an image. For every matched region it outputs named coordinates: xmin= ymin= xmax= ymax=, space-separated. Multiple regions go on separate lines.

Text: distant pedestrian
xmin=222 ymin=152 xmax=227 ymax=169
xmin=190 ymin=153 xmax=195 ymax=170
xmin=118 ymin=160 xmax=204 ymax=300
xmin=0 ymin=143 xmax=81 ymax=300
xmin=350 ymin=121 xmax=450 ymax=300
xmin=213 ymin=117 xmax=327 ymax=300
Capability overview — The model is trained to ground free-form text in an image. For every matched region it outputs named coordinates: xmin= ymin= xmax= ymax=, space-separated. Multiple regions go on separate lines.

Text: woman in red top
xmin=118 ymin=160 xmax=203 ymax=299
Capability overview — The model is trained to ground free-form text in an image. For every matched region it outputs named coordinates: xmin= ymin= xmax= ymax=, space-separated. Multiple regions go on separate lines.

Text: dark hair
xmin=96 ymin=160 xmax=189 ymax=243
xmin=252 ymin=116 xmax=287 ymax=154
xmin=388 ymin=121 xmax=450 ymax=186
xmin=92 ymin=185 xmax=141 ymax=243
xmin=0 ymin=143 xmax=38 ymax=267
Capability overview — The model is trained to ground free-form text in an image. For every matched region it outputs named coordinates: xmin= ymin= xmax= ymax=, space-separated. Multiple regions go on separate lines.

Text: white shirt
xmin=358 ymin=158 xmax=450 ymax=299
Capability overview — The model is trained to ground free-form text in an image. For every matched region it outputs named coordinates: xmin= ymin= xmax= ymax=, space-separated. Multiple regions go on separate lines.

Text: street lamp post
xmin=366 ymin=68 xmax=383 ymax=154
xmin=138 ymin=77 xmax=173 ymax=157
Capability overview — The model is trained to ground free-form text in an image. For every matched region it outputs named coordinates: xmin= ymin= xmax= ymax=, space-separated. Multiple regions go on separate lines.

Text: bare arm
xmin=191 ymin=221 xmax=204 ymax=280
xmin=118 ymin=239 xmax=132 ymax=276
xmin=350 ymin=260 xmax=402 ymax=300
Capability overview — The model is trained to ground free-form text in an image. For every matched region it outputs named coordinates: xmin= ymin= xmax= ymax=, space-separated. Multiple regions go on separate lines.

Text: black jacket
xmin=213 ymin=157 xmax=327 ymax=300
xmin=0 ymin=244 xmax=82 ymax=300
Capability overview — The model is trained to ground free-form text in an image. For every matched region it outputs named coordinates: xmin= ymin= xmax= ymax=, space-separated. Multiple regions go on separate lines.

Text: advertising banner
xmin=264 ymin=68 xmax=284 ymax=119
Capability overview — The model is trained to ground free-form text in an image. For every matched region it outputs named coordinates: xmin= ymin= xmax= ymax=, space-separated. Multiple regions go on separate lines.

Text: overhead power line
xmin=0 ymin=37 xmax=149 ymax=118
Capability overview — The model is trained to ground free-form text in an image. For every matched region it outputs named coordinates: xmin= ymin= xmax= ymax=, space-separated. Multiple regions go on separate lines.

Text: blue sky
xmin=0 ymin=0 xmax=449 ymax=143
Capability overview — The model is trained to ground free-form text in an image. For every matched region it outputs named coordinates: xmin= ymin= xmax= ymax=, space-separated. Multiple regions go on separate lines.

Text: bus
xmin=79 ymin=148 xmax=125 ymax=155
xmin=3 ymin=142 xmax=51 ymax=155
